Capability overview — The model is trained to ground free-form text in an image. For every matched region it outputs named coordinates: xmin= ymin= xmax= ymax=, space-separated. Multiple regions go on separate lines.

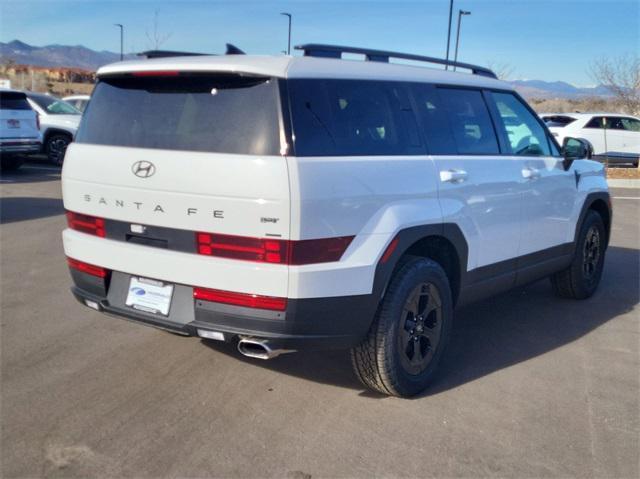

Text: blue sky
xmin=1 ymin=0 xmax=638 ymax=85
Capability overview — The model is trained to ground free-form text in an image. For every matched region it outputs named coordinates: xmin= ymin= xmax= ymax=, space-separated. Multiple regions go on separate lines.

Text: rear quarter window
xmin=76 ymin=74 xmax=282 ymax=155
xmin=287 ymin=79 xmax=424 ymax=156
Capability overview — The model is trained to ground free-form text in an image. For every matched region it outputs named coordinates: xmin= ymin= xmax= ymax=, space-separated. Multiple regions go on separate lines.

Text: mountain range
xmin=0 ymin=40 xmax=613 ymax=99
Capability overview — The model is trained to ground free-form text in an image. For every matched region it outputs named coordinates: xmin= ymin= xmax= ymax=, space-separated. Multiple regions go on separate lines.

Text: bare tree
xmin=486 ymin=61 xmax=515 ymax=81
xmin=146 ymin=9 xmax=172 ymax=50
xmin=590 ymin=54 xmax=640 ymax=115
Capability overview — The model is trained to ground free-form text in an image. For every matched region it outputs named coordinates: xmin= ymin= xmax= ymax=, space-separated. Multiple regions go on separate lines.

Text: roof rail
xmin=294 ymin=44 xmax=497 ymax=79
xmin=138 ymin=50 xmax=210 ymax=59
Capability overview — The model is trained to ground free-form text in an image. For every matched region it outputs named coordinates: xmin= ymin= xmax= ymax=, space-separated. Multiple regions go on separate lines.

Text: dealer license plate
xmin=125 ymin=276 xmax=174 ymax=316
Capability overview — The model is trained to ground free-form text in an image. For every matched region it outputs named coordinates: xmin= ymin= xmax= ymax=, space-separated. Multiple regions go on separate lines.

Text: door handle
xmin=522 ymin=167 xmax=540 ymax=180
xmin=440 ymin=169 xmax=468 ymax=183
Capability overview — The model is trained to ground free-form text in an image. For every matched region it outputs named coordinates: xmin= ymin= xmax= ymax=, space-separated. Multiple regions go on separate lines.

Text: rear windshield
xmin=76 ymin=74 xmax=281 ymax=155
xmin=0 ymin=92 xmax=31 ymax=110
xmin=542 ymin=115 xmax=577 ymax=128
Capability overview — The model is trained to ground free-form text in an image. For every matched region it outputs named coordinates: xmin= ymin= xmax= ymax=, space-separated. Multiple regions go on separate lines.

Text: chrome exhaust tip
xmin=237 ymin=337 xmax=295 ymax=360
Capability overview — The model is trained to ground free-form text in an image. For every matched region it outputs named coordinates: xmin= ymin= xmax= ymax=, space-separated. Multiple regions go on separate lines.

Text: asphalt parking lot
xmin=1 ymin=162 xmax=638 ymax=478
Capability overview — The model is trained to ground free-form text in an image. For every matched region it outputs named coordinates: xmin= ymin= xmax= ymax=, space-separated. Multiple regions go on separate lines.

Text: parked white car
xmin=25 ymin=92 xmax=81 ymax=165
xmin=541 ymin=113 xmax=640 ymax=167
xmin=62 ymin=95 xmax=90 ymax=113
xmin=0 ymin=90 xmax=41 ymax=170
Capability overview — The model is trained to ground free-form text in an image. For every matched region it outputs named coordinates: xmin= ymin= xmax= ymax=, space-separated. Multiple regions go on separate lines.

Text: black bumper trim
xmin=70 ymin=269 xmax=379 ymax=350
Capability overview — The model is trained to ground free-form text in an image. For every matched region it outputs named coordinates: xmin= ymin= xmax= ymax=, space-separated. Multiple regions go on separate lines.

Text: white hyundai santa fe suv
xmin=62 ymin=45 xmax=611 ymax=397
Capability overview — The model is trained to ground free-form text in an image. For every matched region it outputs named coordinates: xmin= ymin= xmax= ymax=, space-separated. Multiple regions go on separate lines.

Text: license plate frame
xmin=125 ymin=276 xmax=174 ymax=316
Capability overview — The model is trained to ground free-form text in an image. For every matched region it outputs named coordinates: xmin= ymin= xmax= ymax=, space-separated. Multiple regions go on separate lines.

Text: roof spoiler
xmin=137 ymin=44 xmax=246 ymax=59
xmin=295 ymin=44 xmax=497 ymax=79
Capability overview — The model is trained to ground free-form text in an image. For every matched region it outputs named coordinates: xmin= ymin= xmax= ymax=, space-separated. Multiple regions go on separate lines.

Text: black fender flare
xmin=370 ymin=223 xmax=469 ymax=306
xmin=574 ymin=192 xmax=612 ymax=250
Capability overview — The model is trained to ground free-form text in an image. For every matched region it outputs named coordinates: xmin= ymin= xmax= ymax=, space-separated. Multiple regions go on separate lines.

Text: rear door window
xmin=489 ymin=92 xmax=551 ymax=156
xmin=76 ymin=74 xmax=282 ymax=155
xmin=287 ymin=79 xmax=424 ymax=156
xmin=437 ymin=88 xmax=500 ymax=155
xmin=585 ymin=117 xmax=604 ymax=129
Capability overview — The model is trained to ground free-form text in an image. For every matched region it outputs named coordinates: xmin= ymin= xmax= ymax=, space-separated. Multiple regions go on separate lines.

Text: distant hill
xmin=0 ymin=40 xmax=615 ymax=99
xmin=0 ymin=39 xmax=135 ymax=70
xmin=509 ymin=80 xmax=613 ymax=99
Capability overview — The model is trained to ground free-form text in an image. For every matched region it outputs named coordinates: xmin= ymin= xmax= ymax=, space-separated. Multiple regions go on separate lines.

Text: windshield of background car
xmin=542 ymin=115 xmax=577 ymax=128
xmin=30 ymin=95 xmax=80 ymax=115
xmin=75 ymin=73 xmax=281 ymax=155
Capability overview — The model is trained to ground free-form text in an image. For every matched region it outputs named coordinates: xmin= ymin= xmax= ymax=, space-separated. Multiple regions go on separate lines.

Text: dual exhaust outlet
xmin=237 ymin=337 xmax=295 ymax=360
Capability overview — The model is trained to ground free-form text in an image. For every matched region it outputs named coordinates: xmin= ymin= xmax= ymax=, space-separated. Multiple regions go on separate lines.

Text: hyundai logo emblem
xmin=132 ymin=160 xmax=156 ymax=178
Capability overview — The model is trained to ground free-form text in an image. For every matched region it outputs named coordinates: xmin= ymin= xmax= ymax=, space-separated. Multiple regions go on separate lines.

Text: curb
xmin=607 ymin=179 xmax=640 ymax=189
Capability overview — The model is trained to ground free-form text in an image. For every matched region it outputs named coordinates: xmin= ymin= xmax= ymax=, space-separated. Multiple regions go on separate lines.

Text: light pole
xmin=114 ymin=23 xmax=124 ymax=60
xmin=280 ymin=13 xmax=292 ymax=55
xmin=445 ymin=0 xmax=454 ymax=70
xmin=453 ymin=10 xmax=470 ymax=71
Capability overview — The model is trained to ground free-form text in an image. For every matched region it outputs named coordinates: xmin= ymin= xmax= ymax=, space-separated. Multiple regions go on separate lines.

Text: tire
xmin=0 ymin=156 xmax=24 ymax=171
xmin=550 ymin=210 xmax=606 ymax=299
xmin=351 ymin=258 xmax=453 ymax=397
xmin=46 ymin=134 xmax=71 ymax=166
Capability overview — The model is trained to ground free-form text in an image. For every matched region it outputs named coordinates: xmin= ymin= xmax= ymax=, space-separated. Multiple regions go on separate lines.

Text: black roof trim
xmin=294 ymin=44 xmax=498 ymax=79
xmin=138 ymin=50 xmax=210 ymax=59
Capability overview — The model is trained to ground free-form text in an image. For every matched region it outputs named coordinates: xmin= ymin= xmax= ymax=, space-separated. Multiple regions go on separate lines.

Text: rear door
xmin=412 ymin=84 xmax=524 ymax=278
xmin=64 ymin=72 xmax=290 ymax=243
xmin=606 ymin=116 xmax=640 ymax=155
xmin=0 ymin=92 xmax=39 ymax=140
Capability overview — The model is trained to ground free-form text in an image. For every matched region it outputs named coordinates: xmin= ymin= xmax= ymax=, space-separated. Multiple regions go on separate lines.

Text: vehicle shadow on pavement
xmin=0 ymin=197 xmax=64 ymax=224
xmin=0 ymin=163 xmax=60 ymax=185
xmin=206 ymin=245 xmax=639 ymax=398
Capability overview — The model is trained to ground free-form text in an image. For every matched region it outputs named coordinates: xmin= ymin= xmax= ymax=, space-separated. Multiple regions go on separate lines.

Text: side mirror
xmin=562 ymin=137 xmax=593 ymax=161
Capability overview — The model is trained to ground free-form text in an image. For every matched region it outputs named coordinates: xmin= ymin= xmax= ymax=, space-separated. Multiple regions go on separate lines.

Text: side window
xmin=585 ymin=117 xmax=604 ymax=129
xmin=621 ymin=118 xmax=640 ymax=132
xmin=410 ymin=84 xmax=457 ymax=154
xmin=606 ymin=117 xmax=625 ymax=130
xmin=438 ymin=88 xmax=500 ymax=155
xmin=490 ymin=92 xmax=551 ymax=156
xmin=288 ymin=79 xmax=424 ymax=156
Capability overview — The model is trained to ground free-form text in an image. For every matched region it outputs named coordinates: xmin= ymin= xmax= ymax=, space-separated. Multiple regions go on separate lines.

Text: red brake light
xmin=67 ymin=257 xmax=108 ymax=278
xmin=197 ymin=233 xmax=289 ymax=264
xmin=193 ymin=287 xmax=287 ymax=311
xmin=66 ymin=211 xmax=106 ymax=237
xmin=132 ymin=70 xmax=180 ymax=77
xmin=196 ymin=233 xmax=354 ymax=265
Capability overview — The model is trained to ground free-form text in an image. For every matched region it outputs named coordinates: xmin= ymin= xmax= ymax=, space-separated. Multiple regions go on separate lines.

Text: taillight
xmin=66 ymin=211 xmax=106 ymax=237
xmin=193 ymin=287 xmax=287 ymax=311
xmin=196 ymin=233 xmax=354 ymax=265
xmin=67 ymin=257 xmax=108 ymax=278
xmin=197 ymin=233 xmax=288 ymax=264
xmin=36 ymin=114 xmax=40 ymax=131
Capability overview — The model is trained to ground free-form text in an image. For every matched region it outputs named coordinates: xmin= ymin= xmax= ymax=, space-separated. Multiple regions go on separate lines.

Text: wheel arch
xmin=372 ymin=224 xmax=468 ymax=308
xmin=43 ymin=128 xmax=73 ymax=145
xmin=576 ymin=192 xmax=612 ymax=248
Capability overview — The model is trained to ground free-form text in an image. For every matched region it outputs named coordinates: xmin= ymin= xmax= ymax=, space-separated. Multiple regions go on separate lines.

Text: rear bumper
xmin=0 ymin=140 xmax=41 ymax=154
xmin=70 ymin=268 xmax=376 ymax=350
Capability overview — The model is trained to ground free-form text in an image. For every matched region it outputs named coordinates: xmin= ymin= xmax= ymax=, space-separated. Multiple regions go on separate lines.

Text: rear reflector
xmin=67 ymin=257 xmax=108 ymax=278
xmin=196 ymin=233 xmax=354 ymax=265
xmin=66 ymin=211 xmax=106 ymax=237
xmin=193 ymin=287 xmax=287 ymax=311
